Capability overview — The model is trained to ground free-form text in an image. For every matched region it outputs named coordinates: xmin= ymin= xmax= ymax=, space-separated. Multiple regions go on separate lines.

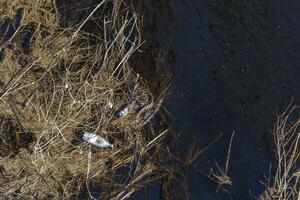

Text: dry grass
xmin=208 ymin=131 xmax=235 ymax=193
xmin=0 ymin=0 xmax=172 ymax=199
xmin=259 ymin=103 xmax=300 ymax=200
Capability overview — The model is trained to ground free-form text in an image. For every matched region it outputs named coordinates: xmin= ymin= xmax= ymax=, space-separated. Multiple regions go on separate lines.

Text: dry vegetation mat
xmin=0 ymin=0 xmax=175 ymax=199
xmin=259 ymin=104 xmax=300 ymax=200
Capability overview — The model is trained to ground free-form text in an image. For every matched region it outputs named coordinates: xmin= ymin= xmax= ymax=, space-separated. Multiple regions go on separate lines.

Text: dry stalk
xmin=259 ymin=104 xmax=300 ymax=200
xmin=0 ymin=0 xmax=172 ymax=199
xmin=209 ymin=131 xmax=235 ymax=193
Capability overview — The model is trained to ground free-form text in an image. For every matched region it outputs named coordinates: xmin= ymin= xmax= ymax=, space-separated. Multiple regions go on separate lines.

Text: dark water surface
xmin=142 ymin=0 xmax=300 ymax=199
xmin=1 ymin=0 xmax=299 ymax=199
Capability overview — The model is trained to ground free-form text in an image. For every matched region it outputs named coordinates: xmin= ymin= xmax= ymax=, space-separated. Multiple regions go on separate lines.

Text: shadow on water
xmin=141 ymin=0 xmax=300 ymax=199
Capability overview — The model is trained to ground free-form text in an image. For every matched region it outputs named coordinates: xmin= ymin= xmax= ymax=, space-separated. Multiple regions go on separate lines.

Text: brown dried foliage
xmin=259 ymin=104 xmax=300 ymax=200
xmin=0 ymin=0 xmax=171 ymax=199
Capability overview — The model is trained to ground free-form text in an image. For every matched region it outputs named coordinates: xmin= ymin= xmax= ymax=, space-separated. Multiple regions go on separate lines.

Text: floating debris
xmin=83 ymin=132 xmax=113 ymax=149
xmin=115 ymin=103 xmax=133 ymax=118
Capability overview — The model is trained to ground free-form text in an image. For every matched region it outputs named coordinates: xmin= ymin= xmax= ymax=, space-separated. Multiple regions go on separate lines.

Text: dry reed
xmin=0 ymin=0 xmax=171 ymax=199
xmin=259 ymin=104 xmax=300 ymax=200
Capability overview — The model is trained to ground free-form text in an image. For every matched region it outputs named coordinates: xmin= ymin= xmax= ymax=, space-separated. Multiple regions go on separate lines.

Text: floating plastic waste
xmin=115 ymin=103 xmax=133 ymax=118
xmin=83 ymin=132 xmax=113 ymax=148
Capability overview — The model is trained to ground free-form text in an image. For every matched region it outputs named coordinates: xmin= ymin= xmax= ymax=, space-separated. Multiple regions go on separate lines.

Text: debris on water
xmin=82 ymin=132 xmax=113 ymax=149
xmin=115 ymin=103 xmax=133 ymax=118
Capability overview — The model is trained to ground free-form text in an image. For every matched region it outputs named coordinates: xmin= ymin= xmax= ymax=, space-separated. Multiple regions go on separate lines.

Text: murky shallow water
xmin=141 ymin=0 xmax=300 ymax=199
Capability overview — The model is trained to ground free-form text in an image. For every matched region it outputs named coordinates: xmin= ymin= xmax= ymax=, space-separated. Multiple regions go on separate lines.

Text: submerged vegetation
xmin=0 ymin=0 xmax=180 ymax=199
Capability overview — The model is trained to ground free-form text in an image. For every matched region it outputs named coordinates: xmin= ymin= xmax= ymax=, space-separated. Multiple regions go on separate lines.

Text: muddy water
xmin=142 ymin=0 xmax=300 ymax=199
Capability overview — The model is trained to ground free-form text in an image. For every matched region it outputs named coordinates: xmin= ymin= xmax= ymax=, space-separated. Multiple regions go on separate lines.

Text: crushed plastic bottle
xmin=83 ymin=132 xmax=113 ymax=149
xmin=115 ymin=103 xmax=133 ymax=118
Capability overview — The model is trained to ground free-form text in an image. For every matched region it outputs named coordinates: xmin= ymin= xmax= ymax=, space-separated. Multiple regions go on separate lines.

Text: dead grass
xmin=259 ymin=103 xmax=300 ymax=200
xmin=0 ymin=0 xmax=172 ymax=199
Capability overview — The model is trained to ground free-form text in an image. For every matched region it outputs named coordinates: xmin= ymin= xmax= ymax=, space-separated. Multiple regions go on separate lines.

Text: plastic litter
xmin=83 ymin=132 xmax=113 ymax=148
xmin=115 ymin=103 xmax=133 ymax=118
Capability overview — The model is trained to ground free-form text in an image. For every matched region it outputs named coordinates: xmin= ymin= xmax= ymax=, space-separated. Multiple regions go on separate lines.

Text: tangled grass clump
xmin=259 ymin=104 xmax=300 ymax=200
xmin=0 ymin=0 xmax=173 ymax=199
